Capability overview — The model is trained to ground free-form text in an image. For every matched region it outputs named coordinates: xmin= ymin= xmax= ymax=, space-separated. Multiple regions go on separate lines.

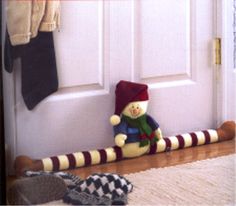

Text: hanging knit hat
xmin=110 ymin=80 xmax=149 ymax=125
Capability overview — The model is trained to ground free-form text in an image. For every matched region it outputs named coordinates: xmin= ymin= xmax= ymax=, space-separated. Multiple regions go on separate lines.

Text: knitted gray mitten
xmin=23 ymin=170 xmax=81 ymax=189
xmin=7 ymin=175 xmax=67 ymax=205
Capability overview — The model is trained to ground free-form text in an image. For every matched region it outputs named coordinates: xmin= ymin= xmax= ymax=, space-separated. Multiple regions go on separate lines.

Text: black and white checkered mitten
xmin=23 ymin=171 xmax=81 ymax=190
xmin=63 ymin=173 xmax=133 ymax=205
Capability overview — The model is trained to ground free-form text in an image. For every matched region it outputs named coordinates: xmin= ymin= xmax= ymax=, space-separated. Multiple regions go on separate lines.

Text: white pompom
xmin=110 ymin=115 xmax=121 ymax=126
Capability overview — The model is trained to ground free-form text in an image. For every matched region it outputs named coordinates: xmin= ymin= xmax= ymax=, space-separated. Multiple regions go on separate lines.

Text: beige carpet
xmin=47 ymin=154 xmax=236 ymax=205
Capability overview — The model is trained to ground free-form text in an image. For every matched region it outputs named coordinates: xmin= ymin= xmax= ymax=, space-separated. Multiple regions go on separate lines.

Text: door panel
xmin=56 ymin=1 xmax=107 ymax=88
xmin=3 ymin=0 xmax=216 ymax=171
xmin=138 ymin=0 xmax=191 ymax=78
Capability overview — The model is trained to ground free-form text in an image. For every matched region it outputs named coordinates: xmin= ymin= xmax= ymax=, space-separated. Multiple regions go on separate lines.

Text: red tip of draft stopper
xmin=14 ymin=155 xmax=43 ymax=176
xmin=217 ymin=121 xmax=236 ymax=141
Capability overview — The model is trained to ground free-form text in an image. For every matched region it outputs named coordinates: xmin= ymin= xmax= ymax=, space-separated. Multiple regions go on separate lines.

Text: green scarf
xmin=122 ymin=114 xmax=158 ymax=147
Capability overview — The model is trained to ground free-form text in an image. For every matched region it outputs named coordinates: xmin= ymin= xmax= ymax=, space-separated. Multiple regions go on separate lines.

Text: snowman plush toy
xmin=110 ymin=80 xmax=163 ymax=158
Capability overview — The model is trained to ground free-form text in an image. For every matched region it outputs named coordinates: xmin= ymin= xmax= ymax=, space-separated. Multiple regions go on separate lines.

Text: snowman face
xmin=122 ymin=100 xmax=148 ymax=119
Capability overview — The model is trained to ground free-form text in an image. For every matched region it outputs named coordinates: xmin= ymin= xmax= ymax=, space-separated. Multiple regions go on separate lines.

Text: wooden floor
xmin=67 ymin=139 xmax=235 ymax=179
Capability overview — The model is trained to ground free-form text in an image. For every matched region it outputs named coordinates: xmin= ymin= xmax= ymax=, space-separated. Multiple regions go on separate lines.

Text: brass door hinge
xmin=214 ymin=38 xmax=221 ymax=65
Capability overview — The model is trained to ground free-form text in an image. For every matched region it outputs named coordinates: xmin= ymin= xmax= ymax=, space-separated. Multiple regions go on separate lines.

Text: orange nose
xmin=130 ymin=108 xmax=140 ymax=117
xmin=132 ymin=109 xmax=138 ymax=114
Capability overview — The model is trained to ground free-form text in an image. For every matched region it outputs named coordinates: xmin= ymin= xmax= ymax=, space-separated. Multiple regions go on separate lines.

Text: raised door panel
xmin=138 ymin=0 xmax=191 ymax=80
xmin=55 ymin=1 xmax=106 ymax=88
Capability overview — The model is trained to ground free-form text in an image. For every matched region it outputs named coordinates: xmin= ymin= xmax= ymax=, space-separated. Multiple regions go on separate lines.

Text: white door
xmin=3 ymin=0 xmax=217 ymax=172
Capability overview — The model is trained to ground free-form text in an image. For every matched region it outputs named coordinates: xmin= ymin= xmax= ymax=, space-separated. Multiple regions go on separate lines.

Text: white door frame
xmin=216 ymin=0 xmax=236 ymax=124
xmin=2 ymin=0 xmax=18 ymax=174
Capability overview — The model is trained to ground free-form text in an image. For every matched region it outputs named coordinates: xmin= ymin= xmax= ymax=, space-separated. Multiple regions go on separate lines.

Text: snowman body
xmin=112 ymin=100 xmax=162 ymax=158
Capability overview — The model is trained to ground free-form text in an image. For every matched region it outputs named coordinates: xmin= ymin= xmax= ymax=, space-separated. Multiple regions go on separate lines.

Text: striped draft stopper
xmin=149 ymin=129 xmax=219 ymax=154
xmin=42 ymin=129 xmax=218 ymax=172
xmin=42 ymin=146 xmax=123 ymax=172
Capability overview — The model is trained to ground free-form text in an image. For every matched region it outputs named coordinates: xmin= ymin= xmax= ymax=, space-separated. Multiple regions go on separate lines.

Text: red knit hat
xmin=110 ymin=80 xmax=149 ymax=125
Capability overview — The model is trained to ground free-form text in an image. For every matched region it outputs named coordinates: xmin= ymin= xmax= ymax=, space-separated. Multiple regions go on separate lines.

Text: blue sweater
xmin=113 ymin=114 xmax=160 ymax=144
